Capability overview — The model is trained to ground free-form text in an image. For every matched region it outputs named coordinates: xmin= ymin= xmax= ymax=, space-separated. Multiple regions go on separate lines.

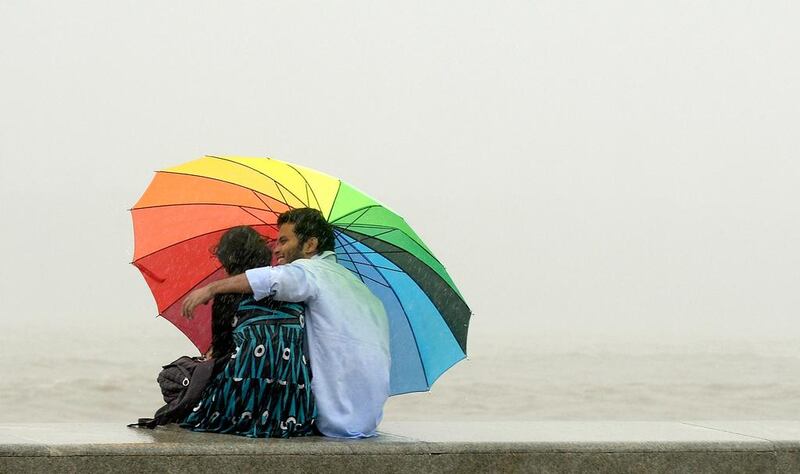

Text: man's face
xmin=273 ymin=223 xmax=305 ymax=265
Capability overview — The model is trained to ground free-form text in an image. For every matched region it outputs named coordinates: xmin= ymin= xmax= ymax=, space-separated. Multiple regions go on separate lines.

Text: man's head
xmin=274 ymin=208 xmax=335 ymax=264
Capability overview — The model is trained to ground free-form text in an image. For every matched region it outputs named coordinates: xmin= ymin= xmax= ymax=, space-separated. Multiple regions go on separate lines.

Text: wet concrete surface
xmin=2 ymin=421 xmax=799 ymax=472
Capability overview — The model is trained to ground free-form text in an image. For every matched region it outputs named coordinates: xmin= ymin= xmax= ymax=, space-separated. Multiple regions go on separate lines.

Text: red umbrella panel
xmin=132 ymin=173 xmax=292 ymax=352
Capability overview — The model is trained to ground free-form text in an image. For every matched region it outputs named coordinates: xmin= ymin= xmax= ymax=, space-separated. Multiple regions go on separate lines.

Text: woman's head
xmin=214 ymin=226 xmax=272 ymax=275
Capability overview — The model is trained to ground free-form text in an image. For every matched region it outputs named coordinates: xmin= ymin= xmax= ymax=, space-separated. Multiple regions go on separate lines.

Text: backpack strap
xmin=127 ymin=418 xmax=158 ymax=429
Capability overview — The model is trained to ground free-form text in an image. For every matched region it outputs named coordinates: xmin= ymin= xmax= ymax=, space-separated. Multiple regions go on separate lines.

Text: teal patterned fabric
xmin=181 ymin=298 xmax=316 ymax=438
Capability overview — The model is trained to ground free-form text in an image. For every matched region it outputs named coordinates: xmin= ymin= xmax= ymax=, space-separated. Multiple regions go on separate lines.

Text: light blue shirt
xmin=245 ymin=251 xmax=391 ymax=438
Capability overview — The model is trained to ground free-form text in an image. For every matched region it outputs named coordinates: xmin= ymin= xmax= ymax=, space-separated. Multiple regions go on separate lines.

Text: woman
xmin=204 ymin=226 xmax=270 ymax=361
xmin=181 ymin=226 xmax=317 ymax=438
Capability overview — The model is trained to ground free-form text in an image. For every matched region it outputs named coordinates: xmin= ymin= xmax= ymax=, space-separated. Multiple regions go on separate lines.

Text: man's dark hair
xmin=277 ymin=208 xmax=335 ymax=253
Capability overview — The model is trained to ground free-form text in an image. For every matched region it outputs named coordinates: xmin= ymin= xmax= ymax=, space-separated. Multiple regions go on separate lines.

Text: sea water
xmin=2 ymin=317 xmax=800 ymax=423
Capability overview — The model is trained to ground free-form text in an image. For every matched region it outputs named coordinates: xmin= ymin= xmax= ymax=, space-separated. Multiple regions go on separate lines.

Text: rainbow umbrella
xmin=131 ymin=155 xmax=471 ymax=395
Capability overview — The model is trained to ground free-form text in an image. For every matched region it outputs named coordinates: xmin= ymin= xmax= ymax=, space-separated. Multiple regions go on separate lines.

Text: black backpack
xmin=128 ymin=356 xmax=223 ymax=429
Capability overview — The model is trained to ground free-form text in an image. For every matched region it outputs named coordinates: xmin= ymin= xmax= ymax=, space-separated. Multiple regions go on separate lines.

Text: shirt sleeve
xmin=245 ymin=263 xmax=319 ymax=302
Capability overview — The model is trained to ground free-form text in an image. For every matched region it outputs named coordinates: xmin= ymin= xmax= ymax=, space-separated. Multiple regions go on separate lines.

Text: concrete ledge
xmin=2 ymin=421 xmax=800 ymax=473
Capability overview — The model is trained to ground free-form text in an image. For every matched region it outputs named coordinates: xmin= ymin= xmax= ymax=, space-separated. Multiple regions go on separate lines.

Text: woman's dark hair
xmin=214 ymin=226 xmax=272 ymax=275
xmin=210 ymin=226 xmax=271 ymax=359
xmin=277 ymin=208 xmax=335 ymax=253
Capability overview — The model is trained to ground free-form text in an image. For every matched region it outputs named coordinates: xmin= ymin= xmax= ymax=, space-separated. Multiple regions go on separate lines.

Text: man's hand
xmin=181 ymin=274 xmax=253 ymax=319
xmin=182 ymin=285 xmax=215 ymax=319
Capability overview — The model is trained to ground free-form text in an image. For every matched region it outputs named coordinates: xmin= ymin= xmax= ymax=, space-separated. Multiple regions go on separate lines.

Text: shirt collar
xmin=311 ymin=250 xmax=337 ymax=262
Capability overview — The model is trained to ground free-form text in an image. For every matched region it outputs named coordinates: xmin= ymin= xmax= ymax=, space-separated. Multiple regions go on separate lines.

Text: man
xmin=182 ymin=208 xmax=391 ymax=438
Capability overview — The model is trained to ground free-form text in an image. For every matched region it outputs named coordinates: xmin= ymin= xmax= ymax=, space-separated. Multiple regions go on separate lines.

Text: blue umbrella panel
xmin=334 ymin=230 xmax=470 ymax=395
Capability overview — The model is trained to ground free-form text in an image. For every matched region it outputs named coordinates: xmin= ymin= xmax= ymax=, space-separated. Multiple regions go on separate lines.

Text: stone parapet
xmin=2 ymin=421 xmax=799 ymax=473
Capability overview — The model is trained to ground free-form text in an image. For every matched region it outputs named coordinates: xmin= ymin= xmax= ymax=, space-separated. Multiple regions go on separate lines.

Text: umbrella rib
xmin=335 ymin=234 xmax=371 ymax=285
xmin=336 ymin=236 xmax=398 ymax=289
xmin=145 ymin=171 xmax=299 ymax=209
xmin=334 ymin=230 xmax=404 ymax=253
xmin=133 ymin=224 xmax=275 ymax=262
xmin=285 ymin=162 xmax=325 ymax=212
xmin=206 ymin=156 xmax=310 ymax=208
xmin=252 ymin=190 xmax=283 ymax=217
xmin=132 ymin=202 xmax=283 ymax=216
xmin=339 ymin=225 xmax=443 ymax=266
xmin=349 ymin=227 xmax=399 ymax=243
xmin=336 ymin=234 xmax=430 ymax=388
xmin=337 ymin=223 xmax=399 ymax=231
xmin=274 ymin=183 xmax=293 ymax=209
xmin=331 ymin=205 xmax=374 ymax=228
xmin=337 ymin=224 xmax=441 ymax=251
xmin=342 ymin=227 xmax=470 ymax=308
xmin=426 ymin=351 xmax=467 ymax=386
xmin=343 ymin=265 xmax=392 ymax=289
xmin=339 ymin=249 xmax=408 ymax=255
xmin=390 ymin=353 xmax=467 ymax=396
xmin=339 ymin=225 xmax=441 ymax=254
xmin=326 ymin=182 xmax=343 ymax=220
xmin=336 ymin=256 xmax=405 ymax=274
xmin=337 ymin=223 xmax=409 ymax=231
xmin=334 ymin=234 xmax=388 ymax=289
xmin=345 ymin=227 xmax=434 ymax=257
xmin=239 ymin=207 xmax=278 ymax=230
xmin=142 ymin=173 xmax=438 ymax=265
xmin=155 ymin=264 xmax=225 ymax=315
xmin=334 ymin=235 xmax=408 ymax=255
xmin=331 ymin=205 xmax=443 ymax=266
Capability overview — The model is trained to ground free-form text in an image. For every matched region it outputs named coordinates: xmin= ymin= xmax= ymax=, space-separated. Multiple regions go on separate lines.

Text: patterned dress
xmin=181 ymin=296 xmax=317 ymax=438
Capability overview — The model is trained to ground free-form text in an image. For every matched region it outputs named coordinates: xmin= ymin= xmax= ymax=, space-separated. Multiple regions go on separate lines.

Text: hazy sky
xmin=1 ymin=1 xmax=799 ymax=355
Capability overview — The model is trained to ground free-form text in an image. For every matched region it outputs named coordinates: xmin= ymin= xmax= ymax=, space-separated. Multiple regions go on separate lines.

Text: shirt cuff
xmin=245 ymin=267 xmax=274 ymax=301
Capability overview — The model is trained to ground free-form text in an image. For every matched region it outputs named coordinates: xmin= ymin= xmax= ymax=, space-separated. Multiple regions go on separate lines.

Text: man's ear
xmin=303 ymin=237 xmax=319 ymax=255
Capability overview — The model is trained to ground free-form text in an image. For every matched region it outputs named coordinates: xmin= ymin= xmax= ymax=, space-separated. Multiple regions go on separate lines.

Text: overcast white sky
xmin=1 ymin=1 xmax=799 ymax=355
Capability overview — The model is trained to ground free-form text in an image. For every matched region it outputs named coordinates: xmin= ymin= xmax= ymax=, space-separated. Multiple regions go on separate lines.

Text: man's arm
xmin=183 ymin=263 xmax=319 ymax=319
xmin=247 ymin=264 xmax=319 ymax=303
xmin=181 ymin=273 xmax=251 ymax=319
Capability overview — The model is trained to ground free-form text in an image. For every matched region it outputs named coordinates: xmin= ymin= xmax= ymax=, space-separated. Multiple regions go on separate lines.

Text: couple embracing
xmin=181 ymin=208 xmax=391 ymax=439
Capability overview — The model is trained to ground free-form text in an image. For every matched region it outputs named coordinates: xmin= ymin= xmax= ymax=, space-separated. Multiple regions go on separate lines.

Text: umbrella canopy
xmin=131 ymin=155 xmax=471 ymax=395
